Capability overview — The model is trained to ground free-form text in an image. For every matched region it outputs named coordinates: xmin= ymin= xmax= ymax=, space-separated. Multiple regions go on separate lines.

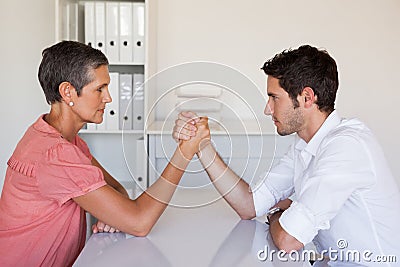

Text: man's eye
xmin=97 ymin=88 xmax=103 ymax=92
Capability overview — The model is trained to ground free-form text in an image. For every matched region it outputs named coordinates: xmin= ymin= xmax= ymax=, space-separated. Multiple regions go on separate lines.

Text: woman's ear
xmin=302 ymin=87 xmax=317 ymax=109
xmin=59 ymin=82 xmax=73 ymax=104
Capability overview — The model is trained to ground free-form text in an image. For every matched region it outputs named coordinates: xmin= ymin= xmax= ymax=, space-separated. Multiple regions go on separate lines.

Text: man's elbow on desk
xmin=237 ymin=209 xmax=256 ymax=220
xmin=239 ymin=214 xmax=255 ymax=220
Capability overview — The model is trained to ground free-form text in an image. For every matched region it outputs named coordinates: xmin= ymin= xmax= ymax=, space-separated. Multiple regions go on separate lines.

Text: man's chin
xmin=277 ymin=128 xmax=293 ymax=136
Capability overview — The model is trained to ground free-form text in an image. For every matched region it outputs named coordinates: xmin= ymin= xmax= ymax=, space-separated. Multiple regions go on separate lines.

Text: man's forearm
xmin=269 ymin=212 xmax=303 ymax=252
xmin=197 ymin=143 xmax=256 ymax=219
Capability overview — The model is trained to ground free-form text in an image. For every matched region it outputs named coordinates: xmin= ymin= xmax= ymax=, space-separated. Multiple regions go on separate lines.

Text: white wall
xmin=0 ymin=0 xmax=54 ymax=192
xmin=0 ymin=0 xmax=399 ymax=192
xmin=155 ymin=0 xmax=400 ymax=184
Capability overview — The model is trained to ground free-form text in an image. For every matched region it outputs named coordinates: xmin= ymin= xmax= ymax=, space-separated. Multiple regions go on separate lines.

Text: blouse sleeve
xmin=37 ymin=142 xmax=107 ymax=205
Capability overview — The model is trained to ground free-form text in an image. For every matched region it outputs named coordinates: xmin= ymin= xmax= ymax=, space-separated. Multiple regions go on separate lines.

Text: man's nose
xmin=264 ymin=102 xmax=272 ymax=116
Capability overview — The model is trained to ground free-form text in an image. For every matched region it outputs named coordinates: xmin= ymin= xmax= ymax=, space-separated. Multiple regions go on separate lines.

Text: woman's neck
xmin=44 ymin=103 xmax=82 ymax=143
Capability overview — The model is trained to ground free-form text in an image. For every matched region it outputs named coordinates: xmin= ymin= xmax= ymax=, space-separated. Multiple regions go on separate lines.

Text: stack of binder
xmin=175 ymin=84 xmax=223 ymax=125
xmin=84 ymin=1 xmax=145 ymax=64
xmin=86 ymin=72 xmax=144 ymax=131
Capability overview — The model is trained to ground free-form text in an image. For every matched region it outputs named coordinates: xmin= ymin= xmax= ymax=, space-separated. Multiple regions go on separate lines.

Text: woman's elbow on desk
xmin=102 ymin=201 xmax=157 ymax=237
xmin=74 ymin=185 xmax=157 ymax=237
xmin=100 ymin=210 xmax=153 ymax=237
xmin=124 ymin=226 xmax=151 ymax=237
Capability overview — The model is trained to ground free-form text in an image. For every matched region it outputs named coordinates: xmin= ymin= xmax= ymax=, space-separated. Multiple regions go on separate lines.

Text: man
xmin=173 ymin=45 xmax=400 ymax=265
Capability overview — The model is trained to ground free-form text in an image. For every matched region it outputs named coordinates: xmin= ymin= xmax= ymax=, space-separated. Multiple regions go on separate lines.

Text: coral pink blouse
xmin=0 ymin=115 xmax=106 ymax=267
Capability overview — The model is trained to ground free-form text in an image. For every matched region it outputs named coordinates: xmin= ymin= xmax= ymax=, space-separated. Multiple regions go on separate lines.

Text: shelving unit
xmin=55 ymin=0 xmax=295 ymax=195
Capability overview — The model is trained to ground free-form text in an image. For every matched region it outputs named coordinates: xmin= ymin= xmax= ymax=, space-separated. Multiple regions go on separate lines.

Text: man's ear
xmin=59 ymin=82 xmax=73 ymax=104
xmin=302 ymin=87 xmax=317 ymax=109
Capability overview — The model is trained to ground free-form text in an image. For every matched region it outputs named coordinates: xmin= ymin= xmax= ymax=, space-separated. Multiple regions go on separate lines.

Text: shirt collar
xmin=295 ymin=110 xmax=342 ymax=157
xmin=33 ymin=114 xmax=63 ymax=137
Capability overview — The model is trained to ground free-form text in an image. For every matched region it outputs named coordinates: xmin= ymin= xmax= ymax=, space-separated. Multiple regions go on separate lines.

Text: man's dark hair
xmin=261 ymin=45 xmax=339 ymax=113
xmin=38 ymin=40 xmax=109 ymax=104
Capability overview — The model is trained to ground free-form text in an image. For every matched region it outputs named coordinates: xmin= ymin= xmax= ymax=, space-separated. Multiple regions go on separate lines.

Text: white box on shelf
xmin=175 ymin=98 xmax=222 ymax=112
xmin=175 ymin=84 xmax=222 ymax=98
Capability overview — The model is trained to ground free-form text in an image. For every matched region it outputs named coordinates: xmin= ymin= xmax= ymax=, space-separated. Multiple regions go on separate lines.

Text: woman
xmin=0 ymin=41 xmax=209 ymax=266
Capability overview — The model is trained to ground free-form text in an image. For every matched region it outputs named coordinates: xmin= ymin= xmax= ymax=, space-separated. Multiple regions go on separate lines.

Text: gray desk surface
xmin=74 ymin=188 xmax=310 ymax=267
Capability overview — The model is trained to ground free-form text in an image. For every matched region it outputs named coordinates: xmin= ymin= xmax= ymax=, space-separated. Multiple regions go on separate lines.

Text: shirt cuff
xmin=279 ymin=201 xmax=330 ymax=245
xmin=252 ymin=181 xmax=276 ymax=217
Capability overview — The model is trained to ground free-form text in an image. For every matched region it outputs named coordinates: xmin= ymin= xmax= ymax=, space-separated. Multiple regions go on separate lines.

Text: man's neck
xmin=297 ymin=110 xmax=331 ymax=143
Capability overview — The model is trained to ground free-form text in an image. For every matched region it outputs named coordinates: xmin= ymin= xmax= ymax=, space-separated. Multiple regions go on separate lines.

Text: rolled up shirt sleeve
xmin=252 ymin=181 xmax=276 ymax=217
xmin=279 ymin=201 xmax=329 ymax=245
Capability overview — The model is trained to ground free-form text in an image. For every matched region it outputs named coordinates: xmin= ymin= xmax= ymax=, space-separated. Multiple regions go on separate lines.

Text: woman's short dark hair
xmin=261 ymin=45 xmax=339 ymax=113
xmin=38 ymin=41 xmax=109 ymax=104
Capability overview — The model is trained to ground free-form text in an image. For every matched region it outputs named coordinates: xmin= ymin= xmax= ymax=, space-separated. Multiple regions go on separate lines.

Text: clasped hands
xmin=173 ymin=111 xmax=212 ymax=157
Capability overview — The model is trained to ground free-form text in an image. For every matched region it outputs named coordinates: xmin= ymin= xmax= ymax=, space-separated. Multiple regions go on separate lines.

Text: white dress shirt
xmin=252 ymin=111 xmax=400 ymax=266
